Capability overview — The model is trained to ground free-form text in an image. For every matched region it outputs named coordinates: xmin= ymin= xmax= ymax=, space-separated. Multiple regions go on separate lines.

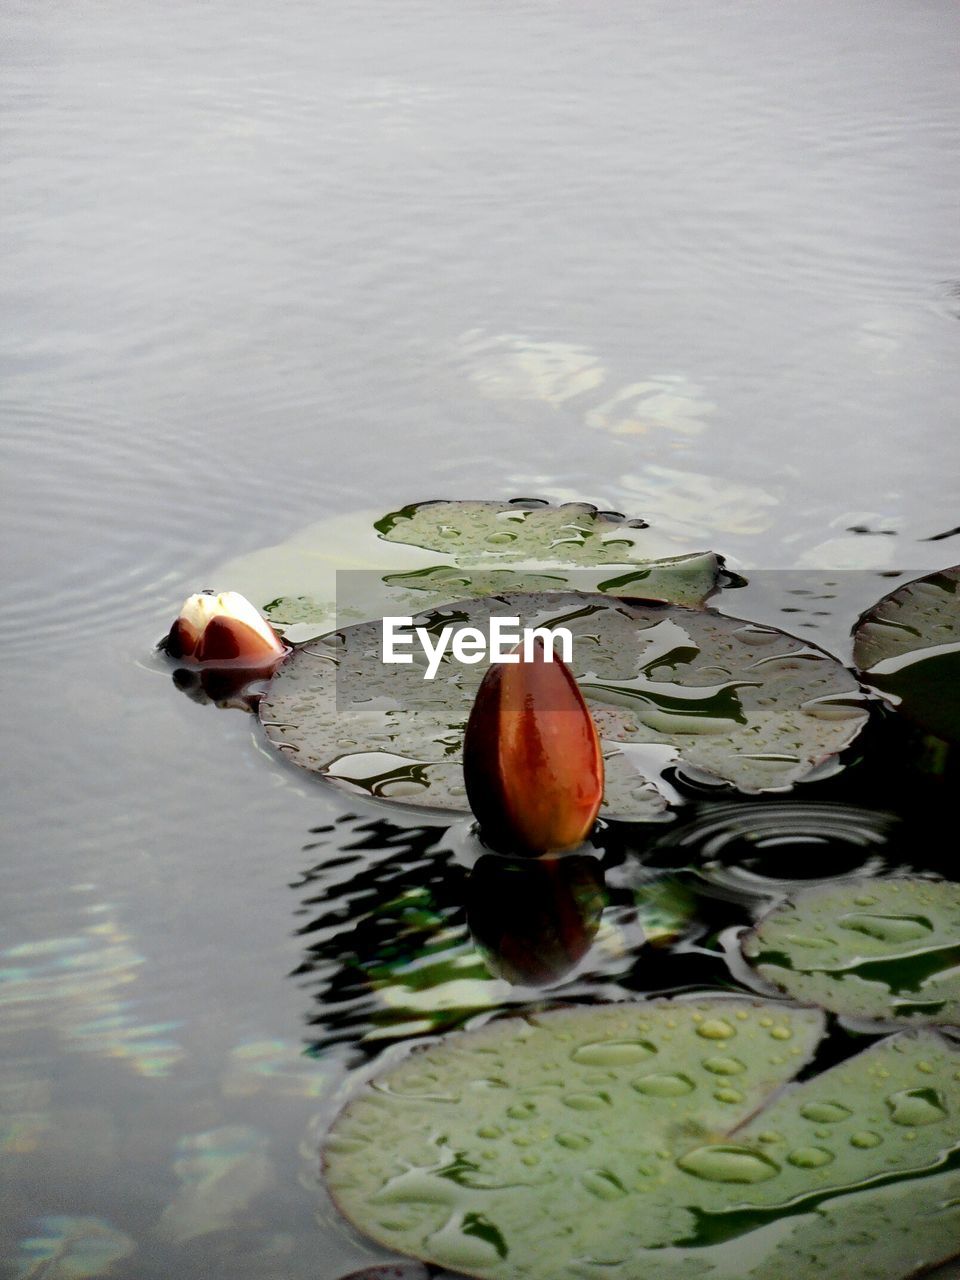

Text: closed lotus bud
xmin=164 ymin=591 xmax=286 ymax=667
xmin=463 ymin=638 xmax=604 ymax=854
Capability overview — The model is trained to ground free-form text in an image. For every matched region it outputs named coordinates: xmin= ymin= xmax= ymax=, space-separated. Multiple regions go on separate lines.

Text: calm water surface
xmin=2 ymin=1 xmax=959 ymax=1276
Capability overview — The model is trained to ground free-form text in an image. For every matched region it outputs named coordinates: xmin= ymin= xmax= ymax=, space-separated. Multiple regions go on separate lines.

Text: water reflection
xmin=289 ymin=754 xmax=959 ymax=1070
xmin=170 ymin=665 xmax=271 ymax=714
xmin=289 ymin=817 xmax=778 ymax=1062
xmin=653 ymin=801 xmax=898 ymax=884
xmin=467 ymin=854 xmax=605 ymax=986
xmin=457 ymin=331 xmax=716 ymax=441
xmin=14 ymin=1215 xmax=136 ymax=1279
xmin=157 ymin=1125 xmax=276 ymax=1245
xmin=0 ymin=911 xmax=183 ymax=1079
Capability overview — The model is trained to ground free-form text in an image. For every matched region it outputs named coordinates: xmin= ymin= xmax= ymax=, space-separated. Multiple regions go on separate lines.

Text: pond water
xmin=2 ymin=1 xmax=959 ymax=1277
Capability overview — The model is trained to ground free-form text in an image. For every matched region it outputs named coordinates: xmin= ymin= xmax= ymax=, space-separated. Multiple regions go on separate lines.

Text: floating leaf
xmin=324 ymin=999 xmax=960 ymax=1280
xmin=742 ymin=876 xmax=960 ymax=1025
xmin=216 ymin=501 xmax=724 ymax=642
xmin=378 ymin=500 xmax=683 ymax=566
xmin=853 ymin=565 xmax=960 ymax=743
xmin=260 ymin=592 xmax=868 ymax=819
xmin=15 ymin=1215 xmax=135 ymax=1279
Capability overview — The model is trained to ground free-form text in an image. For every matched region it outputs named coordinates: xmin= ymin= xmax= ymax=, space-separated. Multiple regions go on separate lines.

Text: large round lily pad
xmin=216 ymin=500 xmax=724 ymax=642
xmin=324 ymin=997 xmax=960 ymax=1280
xmin=853 ymin=565 xmax=960 ymax=743
xmin=260 ymin=592 xmax=868 ymax=820
xmin=742 ymin=876 xmax=960 ymax=1025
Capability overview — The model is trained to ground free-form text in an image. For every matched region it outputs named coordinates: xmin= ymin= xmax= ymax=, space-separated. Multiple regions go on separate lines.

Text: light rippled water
xmin=2 ymin=1 xmax=959 ymax=1276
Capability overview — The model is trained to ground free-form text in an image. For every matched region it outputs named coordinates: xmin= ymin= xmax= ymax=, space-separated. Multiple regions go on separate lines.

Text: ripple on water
xmin=656 ymin=801 xmax=898 ymax=889
xmin=0 ymin=400 xmax=342 ymax=659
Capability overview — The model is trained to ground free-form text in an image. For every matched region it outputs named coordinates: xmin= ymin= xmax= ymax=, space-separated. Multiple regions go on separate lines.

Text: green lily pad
xmin=216 ymin=501 xmax=724 ymax=642
xmin=742 ymin=876 xmax=960 ymax=1025
xmin=377 ymin=500 xmax=682 ymax=565
xmin=853 ymin=565 xmax=960 ymax=743
xmin=324 ymin=998 xmax=960 ymax=1280
xmin=260 ymin=592 xmax=868 ymax=820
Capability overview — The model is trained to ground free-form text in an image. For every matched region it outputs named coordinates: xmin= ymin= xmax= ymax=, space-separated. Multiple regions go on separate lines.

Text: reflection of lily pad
xmin=0 ymin=920 xmax=183 ymax=1078
xmin=217 ymin=501 xmax=723 ymax=642
xmin=261 ymin=592 xmax=868 ymax=819
xmin=853 ymin=565 xmax=960 ymax=743
xmin=15 ymin=1215 xmax=135 ymax=1279
xmin=324 ymin=998 xmax=960 ymax=1280
xmin=742 ymin=877 xmax=960 ymax=1025
xmin=221 ymin=1039 xmax=332 ymax=1098
xmin=339 ymin=1266 xmax=431 ymax=1280
xmin=157 ymin=1125 xmax=276 ymax=1244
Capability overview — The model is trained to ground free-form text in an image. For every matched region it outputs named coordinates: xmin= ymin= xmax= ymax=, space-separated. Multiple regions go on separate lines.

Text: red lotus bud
xmin=463 ymin=639 xmax=604 ymax=854
xmin=163 ymin=592 xmax=286 ymax=667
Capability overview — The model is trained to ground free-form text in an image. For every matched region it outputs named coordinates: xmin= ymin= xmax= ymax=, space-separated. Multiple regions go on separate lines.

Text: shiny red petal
xmin=196 ymin=615 xmax=284 ymax=665
xmin=463 ymin=641 xmax=604 ymax=854
xmin=166 ymin=617 xmax=199 ymax=658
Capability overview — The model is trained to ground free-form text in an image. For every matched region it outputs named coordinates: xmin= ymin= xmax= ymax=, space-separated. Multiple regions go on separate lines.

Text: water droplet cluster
xmin=325 ymin=998 xmax=960 ymax=1279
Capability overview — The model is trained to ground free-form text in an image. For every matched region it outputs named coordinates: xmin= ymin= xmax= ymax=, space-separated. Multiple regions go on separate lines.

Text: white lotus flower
xmin=164 ymin=591 xmax=286 ymax=666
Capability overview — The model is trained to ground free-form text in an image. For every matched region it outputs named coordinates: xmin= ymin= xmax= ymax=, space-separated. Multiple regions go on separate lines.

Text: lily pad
xmin=260 ymin=592 xmax=868 ymax=820
xmin=324 ymin=998 xmax=960 ymax=1280
xmin=853 ymin=565 xmax=960 ymax=743
xmin=216 ymin=501 xmax=724 ymax=642
xmin=742 ymin=876 xmax=960 ymax=1025
xmin=377 ymin=500 xmax=676 ymax=565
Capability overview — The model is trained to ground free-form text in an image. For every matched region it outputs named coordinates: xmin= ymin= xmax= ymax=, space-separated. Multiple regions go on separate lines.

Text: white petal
xmin=177 ymin=590 xmax=281 ymax=650
xmin=214 ymin=592 xmax=281 ymax=647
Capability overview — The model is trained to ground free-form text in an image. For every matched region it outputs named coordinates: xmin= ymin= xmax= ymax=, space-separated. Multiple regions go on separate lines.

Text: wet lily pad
xmin=216 ymin=501 xmax=724 ymax=642
xmin=742 ymin=876 xmax=960 ymax=1025
xmin=260 ymin=592 xmax=868 ymax=820
xmin=853 ymin=565 xmax=960 ymax=743
xmin=377 ymin=500 xmax=683 ymax=565
xmin=324 ymin=998 xmax=960 ymax=1280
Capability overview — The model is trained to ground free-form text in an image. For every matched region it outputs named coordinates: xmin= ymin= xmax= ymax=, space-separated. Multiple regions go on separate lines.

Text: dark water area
xmin=2 ymin=1 xmax=959 ymax=1277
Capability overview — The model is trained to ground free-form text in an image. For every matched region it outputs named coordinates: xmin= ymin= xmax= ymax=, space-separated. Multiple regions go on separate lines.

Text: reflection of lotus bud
xmin=468 ymin=853 xmax=605 ymax=986
xmin=171 ymin=666 xmax=267 ymax=713
xmin=463 ymin=639 xmax=604 ymax=854
xmin=164 ymin=591 xmax=286 ymax=666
